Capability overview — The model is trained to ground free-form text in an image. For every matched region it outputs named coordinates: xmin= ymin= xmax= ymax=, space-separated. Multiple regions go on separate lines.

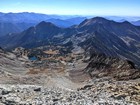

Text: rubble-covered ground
xmin=0 ymin=79 xmax=139 ymax=105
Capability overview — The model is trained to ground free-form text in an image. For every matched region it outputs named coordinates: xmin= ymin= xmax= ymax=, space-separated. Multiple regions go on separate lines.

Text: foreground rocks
xmin=0 ymin=78 xmax=139 ymax=105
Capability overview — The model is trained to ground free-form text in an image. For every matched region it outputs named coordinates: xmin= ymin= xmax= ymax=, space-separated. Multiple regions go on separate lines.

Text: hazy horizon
xmin=0 ymin=0 xmax=140 ymax=16
xmin=1 ymin=12 xmax=140 ymax=18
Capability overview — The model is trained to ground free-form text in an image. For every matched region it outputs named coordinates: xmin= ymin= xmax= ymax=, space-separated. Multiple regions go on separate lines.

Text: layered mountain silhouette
xmin=132 ymin=20 xmax=140 ymax=26
xmin=0 ymin=12 xmax=59 ymax=23
xmin=46 ymin=17 xmax=86 ymax=28
xmin=1 ymin=17 xmax=140 ymax=67
xmin=0 ymin=22 xmax=35 ymax=36
xmin=0 ymin=12 xmax=86 ymax=36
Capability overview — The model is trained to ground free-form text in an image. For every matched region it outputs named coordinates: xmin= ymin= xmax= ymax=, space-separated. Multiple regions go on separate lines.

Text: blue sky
xmin=0 ymin=0 xmax=140 ymax=16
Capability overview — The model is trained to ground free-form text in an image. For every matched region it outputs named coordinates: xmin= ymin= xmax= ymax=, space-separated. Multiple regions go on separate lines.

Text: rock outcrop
xmin=85 ymin=53 xmax=140 ymax=80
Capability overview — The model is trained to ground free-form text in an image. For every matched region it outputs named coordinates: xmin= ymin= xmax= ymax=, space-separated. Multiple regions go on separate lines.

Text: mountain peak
xmin=121 ymin=20 xmax=132 ymax=25
xmin=91 ymin=17 xmax=108 ymax=21
xmin=79 ymin=17 xmax=109 ymax=27
xmin=37 ymin=21 xmax=56 ymax=27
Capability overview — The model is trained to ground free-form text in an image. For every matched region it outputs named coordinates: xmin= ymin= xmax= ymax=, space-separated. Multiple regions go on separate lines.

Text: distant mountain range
xmin=0 ymin=12 xmax=86 ymax=36
xmin=1 ymin=17 xmax=140 ymax=67
xmin=0 ymin=12 xmax=140 ymax=36
xmin=0 ymin=22 xmax=36 ymax=36
xmin=0 ymin=12 xmax=64 ymax=23
xmin=46 ymin=17 xmax=86 ymax=28
xmin=105 ymin=16 xmax=140 ymax=23
xmin=131 ymin=20 xmax=140 ymax=26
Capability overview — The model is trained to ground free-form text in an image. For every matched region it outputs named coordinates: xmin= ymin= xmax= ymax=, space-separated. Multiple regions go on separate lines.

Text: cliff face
xmin=85 ymin=53 xmax=140 ymax=80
